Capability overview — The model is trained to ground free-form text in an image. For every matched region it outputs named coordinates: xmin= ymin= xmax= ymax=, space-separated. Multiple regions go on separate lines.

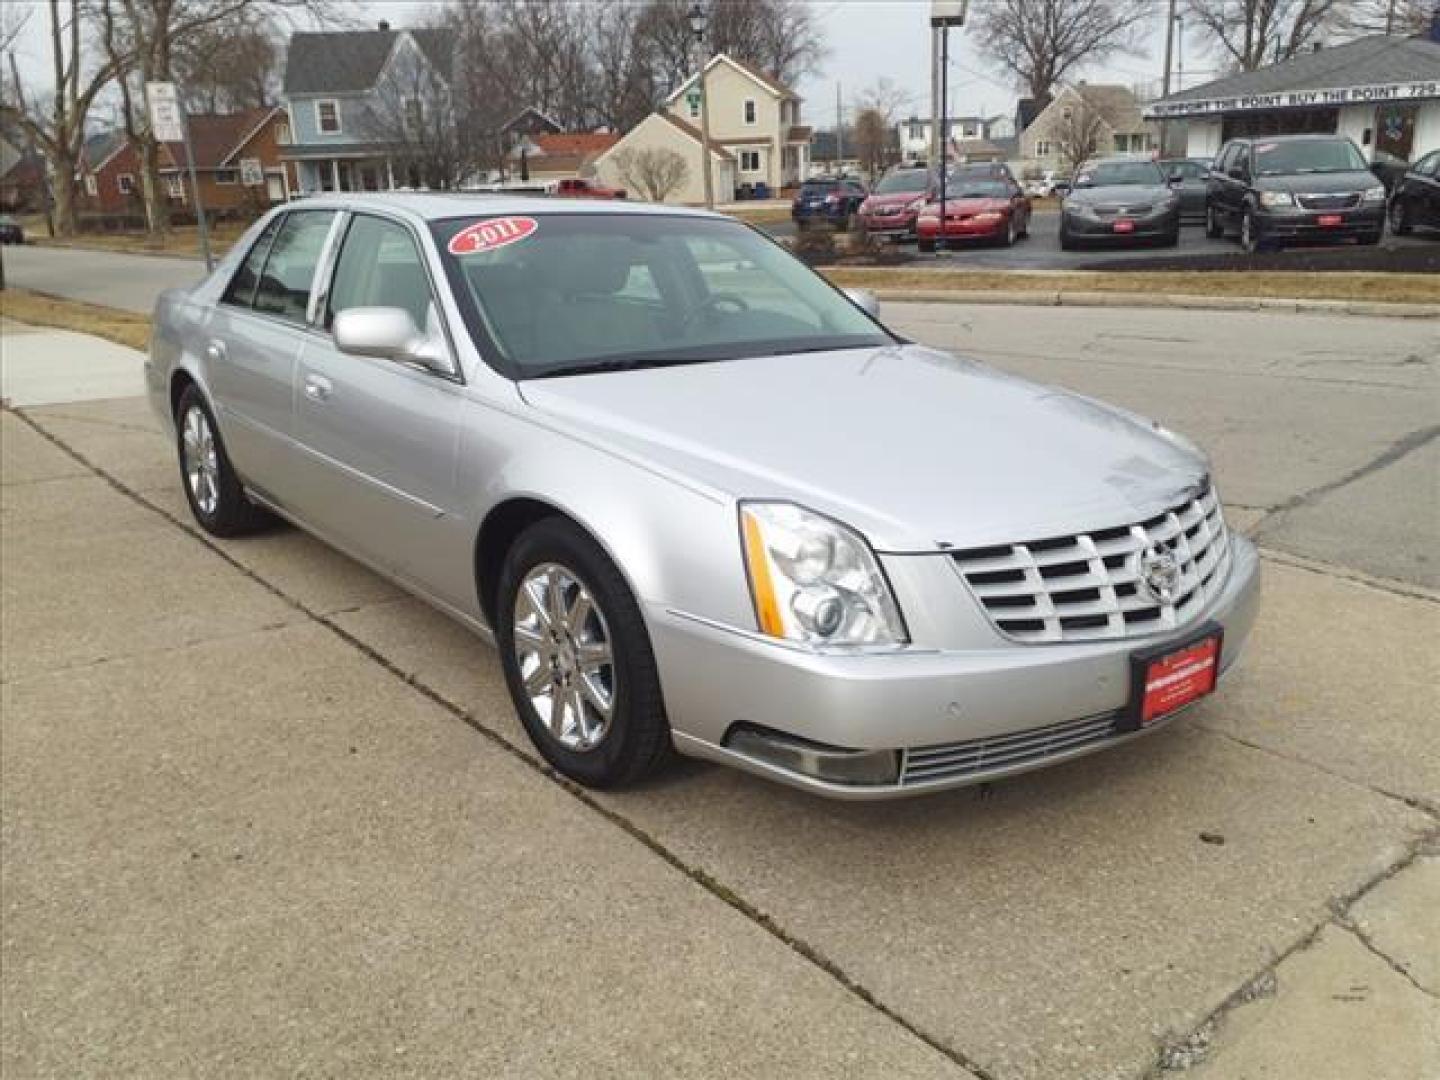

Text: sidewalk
xmin=2 ymin=322 xmax=1435 ymax=1078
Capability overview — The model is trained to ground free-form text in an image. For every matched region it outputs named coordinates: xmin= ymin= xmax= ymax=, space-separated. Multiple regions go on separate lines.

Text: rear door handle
xmin=303 ymin=374 xmax=333 ymax=402
xmin=205 ymin=340 xmax=227 ymax=363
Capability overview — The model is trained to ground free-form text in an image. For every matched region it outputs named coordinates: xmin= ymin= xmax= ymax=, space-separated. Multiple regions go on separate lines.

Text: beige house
xmin=1019 ymin=84 xmax=1159 ymax=174
xmin=594 ymin=53 xmax=809 ymax=203
xmin=593 ymin=113 xmax=736 ymax=205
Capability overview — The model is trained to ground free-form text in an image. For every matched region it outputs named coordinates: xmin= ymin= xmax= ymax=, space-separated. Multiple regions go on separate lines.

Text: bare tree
xmin=1184 ymin=0 xmax=1344 ymax=71
xmin=851 ymin=107 xmax=892 ymax=182
xmin=0 ymin=5 xmax=31 ymax=55
xmin=172 ymin=11 xmax=279 ymax=112
xmin=1340 ymin=0 xmax=1438 ymax=33
xmin=591 ymin=1 xmax=660 ymax=132
xmin=853 ymin=77 xmax=912 ymax=129
xmin=1053 ymin=94 xmax=1115 ymax=174
xmin=637 ymin=0 xmax=825 ymax=91
xmin=611 ymin=146 xmax=688 ymax=202
xmin=1 ymin=0 xmax=121 ymax=236
xmin=973 ymin=0 xmax=1152 ymax=104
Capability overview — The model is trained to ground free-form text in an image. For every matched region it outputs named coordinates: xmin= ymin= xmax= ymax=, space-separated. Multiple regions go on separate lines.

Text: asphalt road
xmin=766 ymin=209 xmax=1438 ymax=270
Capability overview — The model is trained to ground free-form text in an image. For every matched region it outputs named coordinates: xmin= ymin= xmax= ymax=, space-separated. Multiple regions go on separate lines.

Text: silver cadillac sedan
xmin=146 ymin=194 xmax=1260 ymax=799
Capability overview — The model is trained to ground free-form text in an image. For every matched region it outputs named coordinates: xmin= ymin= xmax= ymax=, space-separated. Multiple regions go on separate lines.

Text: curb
xmin=868 ymin=288 xmax=1440 ymax=319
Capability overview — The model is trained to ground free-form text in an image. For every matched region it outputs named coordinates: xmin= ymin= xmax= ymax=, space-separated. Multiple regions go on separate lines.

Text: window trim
xmin=743 ymin=99 xmax=757 ymax=125
xmin=739 ymin=149 xmax=762 ymax=173
xmin=84 ymin=174 xmax=98 ymax=197
xmin=241 ymin=208 xmax=343 ymax=327
xmin=215 ymin=169 xmax=238 ymax=185
xmin=220 ymin=213 xmax=286 ymax=312
xmin=117 ymin=173 xmax=135 ymax=195
xmin=315 ymin=99 xmax=342 ymax=135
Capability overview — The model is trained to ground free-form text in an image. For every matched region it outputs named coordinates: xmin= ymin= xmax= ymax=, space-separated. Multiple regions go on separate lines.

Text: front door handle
xmin=205 ymin=340 xmax=227 ymax=363
xmin=303 ymin=374 xmax=333 ymax=403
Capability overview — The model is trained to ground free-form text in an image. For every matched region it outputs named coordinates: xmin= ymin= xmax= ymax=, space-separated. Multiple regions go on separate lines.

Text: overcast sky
xmin=5 ymin=0 xmax=1222 ymax=127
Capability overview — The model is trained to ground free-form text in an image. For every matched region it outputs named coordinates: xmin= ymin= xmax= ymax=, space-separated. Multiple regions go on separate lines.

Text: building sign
xmin=1145 ymin=79 xmax=1440 ymax=120
xmin=239 ymin=158 xmax=264 ymax=186
xmin=145 ymin=82 xmax=186 ymax=143
xmin=931 ymin=0 xmax=967 ymax=26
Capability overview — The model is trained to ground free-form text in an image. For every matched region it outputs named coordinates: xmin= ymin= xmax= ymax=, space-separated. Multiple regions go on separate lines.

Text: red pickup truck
xmin=550 ymin=177 xmax=627 ymax=200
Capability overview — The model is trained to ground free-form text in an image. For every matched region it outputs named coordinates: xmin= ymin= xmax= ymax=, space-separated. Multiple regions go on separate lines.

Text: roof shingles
xmin=283 ymin=28 xmax=452 ymax=96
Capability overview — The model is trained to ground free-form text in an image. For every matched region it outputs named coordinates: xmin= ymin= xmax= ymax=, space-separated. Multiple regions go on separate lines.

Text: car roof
xmin=1081 ymin=157 xmax=1161 ymax=167
xmin=1233 ymin=133 xmax=1352 ymax=144
xmin=282 ymin=192 xmax=718 ymax=223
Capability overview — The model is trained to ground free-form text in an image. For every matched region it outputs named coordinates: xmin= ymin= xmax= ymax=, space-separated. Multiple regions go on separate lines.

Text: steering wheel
xmin=680 ymin=293 xmax=749 ymax=333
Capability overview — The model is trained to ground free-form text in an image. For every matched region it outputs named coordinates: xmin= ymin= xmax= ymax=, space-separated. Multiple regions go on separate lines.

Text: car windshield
xmin=873 ymin=170 xmax=930 ymax=194
xmin=941 ymin=179 xmax=1010 ymax=198
xmin=433 ymin=213 xmax=893 ymax=379
xmin=800 ymin=181 xmax=838 ymax=194
xmin=1254 ymin=139 xmax=1367 ymax=175
xmin=1074 ymin=162 xmax=1164 ymax=187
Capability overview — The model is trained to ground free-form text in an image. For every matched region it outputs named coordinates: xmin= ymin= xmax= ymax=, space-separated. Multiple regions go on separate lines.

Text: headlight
xmin=1258 ymin=191 xmax=1294 ymax=208
xmin=739 ymin=502 xmax=907 ymax=647
xmin=1362 ymin=184 xmax=1386 ymax=203
xmin=973 ymin=211 xmax=1003 ymax=222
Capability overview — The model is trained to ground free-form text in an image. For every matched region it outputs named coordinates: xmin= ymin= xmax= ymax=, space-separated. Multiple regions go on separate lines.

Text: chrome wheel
xmin=181 ymin=405 xmax=220 ymax=516
xmin=1241 ymin=212 xmax=1256 ymax=253
xmin=512 ymin=563 xmax=615 ymax=751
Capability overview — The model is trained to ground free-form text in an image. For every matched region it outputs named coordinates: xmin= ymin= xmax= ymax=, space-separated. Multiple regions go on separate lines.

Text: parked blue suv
xmin=791 ymin=176 xmax=868 ymax=231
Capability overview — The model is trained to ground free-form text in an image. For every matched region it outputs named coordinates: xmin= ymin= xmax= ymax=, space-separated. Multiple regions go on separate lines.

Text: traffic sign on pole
xmin=145 ymin=81 xmax=213 ymax=272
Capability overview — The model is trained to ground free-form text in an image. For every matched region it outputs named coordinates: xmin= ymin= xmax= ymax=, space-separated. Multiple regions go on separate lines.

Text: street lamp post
xmin=689 ymin=3 xmax=715 ymax=210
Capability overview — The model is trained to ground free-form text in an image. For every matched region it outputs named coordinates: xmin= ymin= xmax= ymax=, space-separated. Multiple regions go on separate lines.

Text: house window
xmin=744 ymin=99 xmax=757 ymax=125
xmin=739 ymin=150 xmax=761 ymax=173
xmin=687 ymin=95 xmax=700 ymax=120
xmin=275 ymin=121 xmax=291 ymax=145
xmin=117 ymin=173 xmax=134 ymax=195
xmin=84 ymin=174 xmax=97 ymax=196
xmin=1114 ymin=132 xmax=1152 ymax=153
xmin=215 ymin=169 xmax=238 ymax=185
xmin=166 ymin=175 xmax=185 ymax=199
xmin=406 ymin=98 xmax=424 ymax=131
xmin=316 ymin=99 xmax=341 ymax=135
xmin=1036 ymin=140 xmax=1053 ymax=157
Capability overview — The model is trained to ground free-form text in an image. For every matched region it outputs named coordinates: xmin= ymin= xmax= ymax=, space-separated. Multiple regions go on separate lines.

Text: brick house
xmin=504 ymin=131 xmax=622 ymax=182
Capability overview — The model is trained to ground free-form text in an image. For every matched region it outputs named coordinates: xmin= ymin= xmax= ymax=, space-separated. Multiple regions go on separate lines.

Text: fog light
xmin=725 ymin=724 xmax=900 ymax=785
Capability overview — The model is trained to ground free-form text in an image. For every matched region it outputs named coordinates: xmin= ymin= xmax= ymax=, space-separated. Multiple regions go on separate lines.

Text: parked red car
xmin=856 ymin=166 xmax=936 ymax=239
xmin=916 ymin=164 xmax=1032 ymax=250
xmin=550 ymin=177 xmax=627 ymax=200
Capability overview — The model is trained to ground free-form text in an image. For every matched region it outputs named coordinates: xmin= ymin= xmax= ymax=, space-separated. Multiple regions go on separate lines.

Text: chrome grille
xmin=902 ymin=711 xmax=1119 ymax=785
xmin=1297 ymin=193 xmax=1359 ymax=210
xmin=1094 ymin=204 xmax=1152 ymax=218
xmin=950 ymin=484 xmax=1231 ymax=644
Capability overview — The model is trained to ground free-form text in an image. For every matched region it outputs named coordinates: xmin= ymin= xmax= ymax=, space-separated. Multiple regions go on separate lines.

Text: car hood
xmin=862 ymin=192 xmax=924 ymax=211
xmin=518 ymin=345 xmax=1207 ymax=553
xmin=1065 ymin=183 xmax=1172 ymax=207
xmin=926 ymin=197 xmax=1011 ymax=215
xmin=1252 ymin=169 xmax=1377 ymax=196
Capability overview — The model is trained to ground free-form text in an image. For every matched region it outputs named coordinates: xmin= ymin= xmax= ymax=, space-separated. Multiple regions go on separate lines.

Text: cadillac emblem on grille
xmin=1138 ymin=547 xmax=1181 ymax=603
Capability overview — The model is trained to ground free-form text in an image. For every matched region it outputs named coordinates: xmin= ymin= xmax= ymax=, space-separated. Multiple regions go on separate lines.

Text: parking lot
xmin=3 ymin=275 xmax=1436 ymax=1078
xmin=766 ymin=210 xmax=1440 ymax=271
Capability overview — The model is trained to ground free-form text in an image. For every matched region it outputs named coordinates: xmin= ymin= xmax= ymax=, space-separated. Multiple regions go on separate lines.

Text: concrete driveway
xmin=2 ymin=303 xmax=1437 ymax=1079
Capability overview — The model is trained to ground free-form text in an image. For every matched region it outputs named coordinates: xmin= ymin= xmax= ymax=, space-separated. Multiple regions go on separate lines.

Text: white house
xmin=1144 ymin=32 xmax=1440 ymax=164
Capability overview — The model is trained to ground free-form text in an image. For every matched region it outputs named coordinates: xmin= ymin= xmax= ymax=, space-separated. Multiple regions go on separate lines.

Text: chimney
xmin=378 ymin=19 xmax=391 ymax=31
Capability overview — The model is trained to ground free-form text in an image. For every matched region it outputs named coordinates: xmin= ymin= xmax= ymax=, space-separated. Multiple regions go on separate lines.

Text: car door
xmin=203 ymin=209 xmax=338 ymax=504
xmin=289 ymin=210 xmax=472 ymax=607
xmin=1415 ymin=152 xmax=1440 ymax=226
xmin=1209 ymin=144 xmax=1237 ymax=220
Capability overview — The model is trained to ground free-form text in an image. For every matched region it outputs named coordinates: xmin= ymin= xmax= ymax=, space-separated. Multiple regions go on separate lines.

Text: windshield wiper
xmin=527 ymin=354 xmax=729 ymax=380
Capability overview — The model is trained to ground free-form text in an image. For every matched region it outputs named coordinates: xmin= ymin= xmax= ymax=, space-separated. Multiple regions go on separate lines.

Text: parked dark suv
xmin=791 ymin=176 xmax=867 ymax=231
xmin=1205 ymin=134 xmax=1386 ymax=252
xmin=1388 ymin=149 xmax=1440 ymax=236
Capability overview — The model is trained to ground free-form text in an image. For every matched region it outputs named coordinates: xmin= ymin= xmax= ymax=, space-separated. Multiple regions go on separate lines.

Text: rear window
xmin=801 ymin=181 xmax=839 ymax=194
xmin=1074 ymin=161 xmax=1164 ymax=188
xmin=252 ymin=210 xmax=336 ymax=323
xmin=873 ymin=170 xmax=930 ymax=194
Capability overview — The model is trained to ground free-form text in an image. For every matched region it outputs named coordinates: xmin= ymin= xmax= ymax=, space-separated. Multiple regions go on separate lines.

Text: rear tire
xmin=1059 ymin=225 xmax=1076 ymax=251
xmin=496 ymin=517 xmax=671 ymax=789
xmin=174 ymin=385 xmax=272 ymax=537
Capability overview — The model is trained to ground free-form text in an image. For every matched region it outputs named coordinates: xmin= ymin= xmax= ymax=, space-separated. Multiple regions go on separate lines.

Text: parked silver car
xmin=147 ymin=195 xmax=1260 ymax=799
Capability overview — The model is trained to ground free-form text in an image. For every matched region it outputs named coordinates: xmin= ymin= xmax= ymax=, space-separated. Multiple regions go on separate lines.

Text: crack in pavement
xmin=1256 ymin=546 xmax=1440 ymax=605
xmin=1336 ymin=914 xmax=1439 ymax=1002
xmin=7 ymin=406 xmax=993 ymax=1080
xmin=1144 ymin=823 xmax=1440 ymax=1077
xmin=1253 ymin=423 xmax=1440 ymax=539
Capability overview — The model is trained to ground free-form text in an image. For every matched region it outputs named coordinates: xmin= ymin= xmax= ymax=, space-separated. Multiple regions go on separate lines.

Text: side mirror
xmin=844 ymin=288 xmax=881 ymax=319
xmin=333 ymin=306 xmax=454 ymax=375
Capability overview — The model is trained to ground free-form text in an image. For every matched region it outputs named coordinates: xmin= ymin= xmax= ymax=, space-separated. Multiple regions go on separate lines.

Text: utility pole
xmin=929 ymin=28 xmax=942 ymax=166
xmin=688 ymin=4 xmax=714 ymax=209
xmin=930 ymin=3 xmax=966 ymax=250
xmin=1385 ymin=0 xmax=1396 ymax=34
xmin=1175 ymin=15 xmax=1185 ymax=95
xmin=836 ymin=82 xmax=844 ymax=168
xmin=1161 ymin=0 xmax=1176 ymax=154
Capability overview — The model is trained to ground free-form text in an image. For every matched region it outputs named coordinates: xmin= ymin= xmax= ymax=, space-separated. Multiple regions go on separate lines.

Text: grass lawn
xmin=23 ymin=216 xmax=250 ymax=259
xmin=822 ymin=267 xmax=1440 ymax=306
xmin=0 ymin=288 xmax=152 ymax=350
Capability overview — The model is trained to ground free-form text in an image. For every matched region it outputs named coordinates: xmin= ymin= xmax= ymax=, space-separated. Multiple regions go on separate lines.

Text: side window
xmin=327 ymin=214 xmax=435 ymax=332
xmin=1416 ymin=152 xmax=1440 ymax=177
xmin=222 ymin=216 xmax=283 ymax=309
xmin=253 ymin=210 xmax=336 ymax=324
xmin=1214 ymin=144 xmax=1233 ymax=173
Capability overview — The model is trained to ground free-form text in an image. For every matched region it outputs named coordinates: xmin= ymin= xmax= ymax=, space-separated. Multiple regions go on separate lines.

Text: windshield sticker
xmin=1076 ymin=173 xmax=1092 ymax=185
xmin=448 ymin=216 xmax=538 ymax=256
xmin=1255 ymin=143 xmax=1277 ymax=153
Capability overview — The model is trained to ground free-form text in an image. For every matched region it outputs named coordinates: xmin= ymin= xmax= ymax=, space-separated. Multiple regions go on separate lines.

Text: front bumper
xmin=857 ymin=211 xmax=918 ymax=238
xmin=1064 ymin=207 xmax=1179 ymax=242
xmin=652 ymin=536 xmax=1261 ymax=799
xmin=1254 ymin=204 xmax=1383 ymax=241
xmin=917 ymin=216 xmax=1007 ymax=241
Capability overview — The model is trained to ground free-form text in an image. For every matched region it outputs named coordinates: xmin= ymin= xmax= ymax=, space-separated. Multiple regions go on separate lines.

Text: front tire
xmin=997 ymin=216 xmax=1015 ymax=247
xmin=1240 ymin=209 xmax=1262 ymax=254
xmin=1205 ymin=204 xmax=1224 ymax=239
xmin=496 ymin=517 xmax=671 ymax=789
xmin=174 ymin=385 xmax=272 ymax=537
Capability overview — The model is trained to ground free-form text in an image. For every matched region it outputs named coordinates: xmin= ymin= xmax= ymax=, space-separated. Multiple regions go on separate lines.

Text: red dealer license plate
xmin=1124 ymin=624 xmax=1224 ymax=730
xmin=1318 ymin=214 xmax=1343 ymax=227
xmin=1113 ymin=219 xmax=1136 ymax=233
